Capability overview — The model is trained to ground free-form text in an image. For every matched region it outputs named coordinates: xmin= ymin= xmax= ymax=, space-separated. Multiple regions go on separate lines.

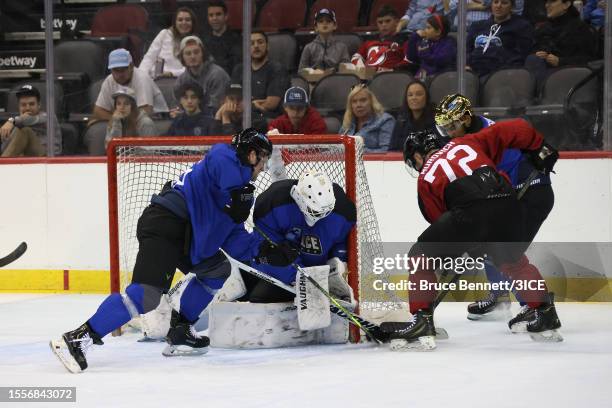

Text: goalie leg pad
xmin=296 ymin=265 xmax=331 ymax=331
xmin=327 ymin=258 xmax=356 ymax=308
xmin=209 ymin=301 xmax=349 ymax=349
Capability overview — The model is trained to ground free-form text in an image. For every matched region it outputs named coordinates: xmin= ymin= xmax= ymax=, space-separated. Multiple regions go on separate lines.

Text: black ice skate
xmin=467 ymin=292 xmax=511 ymax=321
xmin=508 ymin=305 xmax=535 ymax=333
xmin=508 ymin=294 xmax=562 ymax=342
xmin=163 ymin=310 xmax=210 ymax=357
xmin=50 ymin=322 xmax=103 ymax=373
xmin=380 ymin=309 xmax=436 ymax=351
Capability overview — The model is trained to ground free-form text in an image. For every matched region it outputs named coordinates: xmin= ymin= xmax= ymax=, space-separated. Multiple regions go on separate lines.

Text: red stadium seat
xmin=306 ymin=0 xmax=361 ymax=32
xmin=225 ymin=0 xmax=257 ymax=30
xmin=257 ymin=0 xmax=307 ymax=31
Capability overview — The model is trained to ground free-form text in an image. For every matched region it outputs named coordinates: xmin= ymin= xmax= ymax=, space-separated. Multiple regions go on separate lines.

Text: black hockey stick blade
xmin=0 ymin=242 xmax=27 ymax=267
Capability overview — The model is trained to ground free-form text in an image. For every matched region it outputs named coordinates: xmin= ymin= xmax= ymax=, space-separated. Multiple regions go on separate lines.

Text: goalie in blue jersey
xmin=50 ymin=129 xmax=273 ymax=373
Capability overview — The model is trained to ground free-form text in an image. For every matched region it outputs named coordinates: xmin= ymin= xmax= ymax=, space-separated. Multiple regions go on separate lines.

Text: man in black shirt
xmin=232 ymin=31 xmax=290 ymax=119
xmin=201 ymin=1 xmax=242 ymax=76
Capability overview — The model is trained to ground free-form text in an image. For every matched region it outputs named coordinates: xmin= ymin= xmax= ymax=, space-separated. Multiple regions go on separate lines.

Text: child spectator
xmin=397 ymin=0 xmax=444 ymax=32
xmin=352 ymin=6 xmax=409 ymax=71
xmin=167 ymin=83 xmax=216 ymax=136
xmin=139 ymin=7 xmax=198 ymax=78
xmin=105 ymin=87 xmax=156 ymax=147
xmin=0 ymin=85 xmax=62 ymax=157
xmin=467 ymin=0 xmax=533 ymax=78
xmin=583 ymin=0 xmax=605 ymax=29
xmin=268 ymin=87 xmax=327 ymax=134
xmin=406 ymin=14 xmax=456 ymax=80
xmin=298 ymin=9 xmax=350 ymax=71
xmin=525 ymin=0 xmax=598 ymax=89
xmin=389 ymin=80 xmax=436 ymax=151
xmin=339 ymin=84 xmax=395 ymax=153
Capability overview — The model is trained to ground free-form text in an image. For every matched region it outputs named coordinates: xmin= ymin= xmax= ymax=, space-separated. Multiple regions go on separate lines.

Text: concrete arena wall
xmin=0 ymin=157 xmax=611 ymax=291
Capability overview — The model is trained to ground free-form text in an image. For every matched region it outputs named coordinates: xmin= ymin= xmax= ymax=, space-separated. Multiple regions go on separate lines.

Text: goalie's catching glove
xmin=224 ymin=184 xmax=255 ymax=223
xmin=529 ymin=142 xmax=559 ymax=175
xmin=255 ymin=240 xmax=299 ymax=266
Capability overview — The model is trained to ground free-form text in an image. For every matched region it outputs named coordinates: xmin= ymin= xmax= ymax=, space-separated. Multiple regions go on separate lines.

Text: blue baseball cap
xmin=283 ymin=86 xmax=309 ymax=107
xmin=108 ymin=48 xmax=133 ymax=69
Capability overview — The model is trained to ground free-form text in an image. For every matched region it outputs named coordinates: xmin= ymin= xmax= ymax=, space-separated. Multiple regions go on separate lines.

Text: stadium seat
xmin=369 ymin=71 xmax=414 ymax=113
xmin=90 ymin=4 xmax=149 ymax=65
xmin=54 ymin=40 xmax=106 ymax=84
xmin=306 ymin=0 xmax=361 ymax=32
xmin=83 ymin=121 xmax=108 ymax=156
xmin=476 ymin=69 xmax=535 ymax=118
xmin=323 ymin=116 xmax=341 ymax=133
xmin=526 ymin=67 xmax=600 ymax=149
xmin=225 ymin=0 xmax=257 ymax=30
xmin=267 ymin=33 xmax=298 ymax=72
xmin=334 ymin=33 xmax=362 ymax=57
xmin=7 ymin=81 xmax=64 ymax=116
xmin=291 ymin=76 xmax=309 ymax=92
xmin=256 ymin=0 xmax=307 ymax=31
xmin=155 ymin=119 xmax=173 ymax=135
xmin=428 ymin=71 xmax=479 ymax=105
xmin=155 ymin=77 xmax=178 ymax=108
xmin=60 ymin=122 xmax=80 ymax=156
xmin=310 ymin=74 xmax=360 ymax=115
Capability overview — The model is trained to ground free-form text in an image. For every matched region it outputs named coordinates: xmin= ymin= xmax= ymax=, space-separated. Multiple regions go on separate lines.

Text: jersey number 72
xmin=423 ymin=145 xmax=478 ymax=184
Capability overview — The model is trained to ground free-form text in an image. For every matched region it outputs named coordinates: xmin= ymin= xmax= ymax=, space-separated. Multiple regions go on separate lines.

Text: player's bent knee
xmin=192 ymin=251 xmax=232 ymax=281
xmin=125 ymin=283 xmax=164 ymax=315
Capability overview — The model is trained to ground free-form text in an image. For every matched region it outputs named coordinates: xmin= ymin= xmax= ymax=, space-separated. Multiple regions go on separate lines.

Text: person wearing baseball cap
xmin=93 ymin=48 xmax=168 ymax=124
xmin=268 ymin=86 xmax=327 ymax=134
xmin=173 ymin=35 xmax=230 ymax=110
xmin=0 ymin=84 xmax=62 ymax=157
xmin=298 ymin=8 xmax=349 ymax=71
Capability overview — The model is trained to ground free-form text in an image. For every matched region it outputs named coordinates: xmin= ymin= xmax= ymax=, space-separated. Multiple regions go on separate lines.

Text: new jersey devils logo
xmin=366 ymin=46 xmax=388 ymax=66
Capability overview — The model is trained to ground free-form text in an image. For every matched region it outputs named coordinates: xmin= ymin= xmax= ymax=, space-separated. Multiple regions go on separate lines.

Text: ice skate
xmin=50 ymin=322 xmax=103 ymax=373
xmin=467 ymin=292 xmax=511 ymax=321
xmin=380 ymin=309 xmax=437 ymax=351
xmin=162 ymin=310 xmax=210 ymax=357
xmin=508 ymin=294 xmax=562 ymax=342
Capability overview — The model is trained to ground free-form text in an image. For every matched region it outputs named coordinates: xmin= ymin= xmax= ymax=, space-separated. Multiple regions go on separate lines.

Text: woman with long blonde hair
xmin=339 ymin=83 xmax=395 ymax=153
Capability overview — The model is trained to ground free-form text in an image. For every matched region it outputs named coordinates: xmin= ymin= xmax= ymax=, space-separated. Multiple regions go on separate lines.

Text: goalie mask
xmin=290 ymin=170 xmax=336 ymax=227
xmin=403 ymin=129 xmax=444 ymax=173
xmin=232 ymin=128 xmax=273 ymax=167
xmin=435 ymin=93 xmax=473 ymax=137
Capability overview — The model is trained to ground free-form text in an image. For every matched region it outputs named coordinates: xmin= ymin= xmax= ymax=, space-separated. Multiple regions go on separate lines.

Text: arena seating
xmin=310 ymin=74 xmax=361 ymax=116
xmin=428 ymin=71 xmax=480 ymax=105
xmin=256 ymin=0 xmax=307 ymax=31
xmin=369 ymin=71 xmax=414 ymax=113
xmin=477 ymin=68 xmax=535 ymax=119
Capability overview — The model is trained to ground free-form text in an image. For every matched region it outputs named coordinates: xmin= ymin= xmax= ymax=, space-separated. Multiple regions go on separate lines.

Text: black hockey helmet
xmin=232 ymin=128 xmax=273 ymax=166
xmin=403 ymin=129 xmax=444 ymax=171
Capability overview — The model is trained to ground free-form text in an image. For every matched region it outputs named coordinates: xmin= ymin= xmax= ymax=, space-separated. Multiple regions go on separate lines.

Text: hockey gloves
xmin=224 ymin=184 xmax=255 ymax=223
xmin=529 ymin=142 xmax=559 ymax=175
xmin=255 ymin=240 xmax=300 ymax=267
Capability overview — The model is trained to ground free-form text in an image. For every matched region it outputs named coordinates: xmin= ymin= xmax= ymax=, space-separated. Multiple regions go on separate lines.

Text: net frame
xmin=107 ymin=135 xmax=394 ymax=340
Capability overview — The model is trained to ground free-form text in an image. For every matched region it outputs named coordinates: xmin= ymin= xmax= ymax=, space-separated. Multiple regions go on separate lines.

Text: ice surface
xmin=0 ymin=294 xmax=611 ymax=408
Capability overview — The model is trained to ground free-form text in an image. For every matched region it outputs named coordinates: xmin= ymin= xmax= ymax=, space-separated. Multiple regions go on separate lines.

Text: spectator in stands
xmin=525 ymin=0 xmax=598 ymax=89
xmin=232 ymin=31 xmax=290 ymax=119
xmin=523 ymin=0 xmax=548 ymax=25
xmin=268 ymin=87 xmax=327 ymax=134
xmin=467 ymin=0 xmax=534 ymax=78
xmin=202 ymin=0 xmax=242 ymax=75
xmin=397 ymin=0 xmax=444 ymax=32
xmin=139 ymin=7 xmax=198 ymax=78
xmin=389 ymin=80 xmax=436 ymax=151
xmin=94 ymin=49 xmax=169 ymax=122
xmin=352 ymin=6 xmax=409 ymax=71
xmin=298 ymin=9 xmax=350 ymax=72
xmin=583 ymin=0 xmax=605 ymax=29
xmin=166 ymin=83 xmax=216 ymax=136
xmin=174 ymin=35 xmax=230 ymax=111
xmin=0 ymin=85 xmax=61 ymax=157
xmin=104 ymin=87 xmax=156 ymax=147
xmin=339 ymin=84 xmax=395 ymax=153
xmin=406 ymin=14 xmax=456 ymax=80
xmin=448 ymin=0 xmax=492 ymax=30
xmin=214 ymin=83 xmax=244 ymax=135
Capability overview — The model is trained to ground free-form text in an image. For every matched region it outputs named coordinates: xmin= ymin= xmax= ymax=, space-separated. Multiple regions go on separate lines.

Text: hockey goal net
xmin=107 ymin=135 xmax=402 ymax=334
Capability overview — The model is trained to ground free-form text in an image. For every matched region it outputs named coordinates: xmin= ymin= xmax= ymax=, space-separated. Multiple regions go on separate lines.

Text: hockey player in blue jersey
xmin=240 ymin=169 xmax=357 ymax=304
xmin=434 ymin=94 xmax=554 ymax=321
xmin=50 ymin=129 xmax=273 ymax=373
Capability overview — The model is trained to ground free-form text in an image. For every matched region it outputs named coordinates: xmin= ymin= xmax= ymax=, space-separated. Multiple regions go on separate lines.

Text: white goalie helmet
xmin=290 ymin=170 xmax=336 ymax=227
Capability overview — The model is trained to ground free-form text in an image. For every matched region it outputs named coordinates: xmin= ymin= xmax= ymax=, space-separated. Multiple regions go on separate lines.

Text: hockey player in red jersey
xmin=351 ymin=5 xmax=409 ymax=71
xmin=381 ymin=119 xmax=562 ymax=350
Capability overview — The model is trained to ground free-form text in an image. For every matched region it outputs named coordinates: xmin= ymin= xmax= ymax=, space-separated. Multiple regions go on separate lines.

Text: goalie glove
xmin=224 ymin=183 xmax=255 ymax=223
xmin=255 ymin=240 xmax=300 ymax=267
xmin=529 ymin=142 xmax=559 ymax=175
xmin=327 ymin=257 xmax=357 ymax=309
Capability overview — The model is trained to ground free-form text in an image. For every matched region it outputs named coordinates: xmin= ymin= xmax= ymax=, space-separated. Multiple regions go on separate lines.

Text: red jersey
xmin=268 ymin=106 xmax=327 ymax=135
xmin=352 ymin=36 xmax=408 ymax=70
xmin=418 ymin=119 xmax=544 ymax=223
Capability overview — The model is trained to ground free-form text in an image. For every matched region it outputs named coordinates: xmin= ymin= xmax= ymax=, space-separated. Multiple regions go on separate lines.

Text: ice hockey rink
xmin=1 ymin=293 xmax=610 ymax=407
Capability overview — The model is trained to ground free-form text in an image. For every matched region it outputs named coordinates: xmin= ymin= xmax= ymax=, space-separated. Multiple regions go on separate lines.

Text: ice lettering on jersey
xmin=300 ymin=234 xmax=323 ymax=255
xmin=474 ymin=24 xmax=502 ymax=53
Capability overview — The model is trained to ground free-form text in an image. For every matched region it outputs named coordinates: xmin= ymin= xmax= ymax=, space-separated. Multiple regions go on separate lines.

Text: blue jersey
xmin=251 ymin=179 xmax=356 ymax=285
xmin=172 ymin=143 xmax=253 ymax=265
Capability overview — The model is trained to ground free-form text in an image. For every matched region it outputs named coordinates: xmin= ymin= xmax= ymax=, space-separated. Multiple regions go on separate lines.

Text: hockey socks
xmin=178 ymin=276 xmax=226 ymax=323
xmin=87 ymin=283 xmax=147 ymax=338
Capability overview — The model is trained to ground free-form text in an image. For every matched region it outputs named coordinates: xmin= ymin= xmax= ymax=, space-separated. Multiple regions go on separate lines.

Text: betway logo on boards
xmin=40 ymin=18 xmax=77 ymax=31
xmin=0 ymin=56 xmax=37 ymax=69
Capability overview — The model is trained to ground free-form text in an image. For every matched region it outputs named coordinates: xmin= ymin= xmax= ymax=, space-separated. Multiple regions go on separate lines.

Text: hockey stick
xmin=0 ymin=242 xmax=27 ymax=267
xmin=247 ymin=224 xmax=389 ymax=343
